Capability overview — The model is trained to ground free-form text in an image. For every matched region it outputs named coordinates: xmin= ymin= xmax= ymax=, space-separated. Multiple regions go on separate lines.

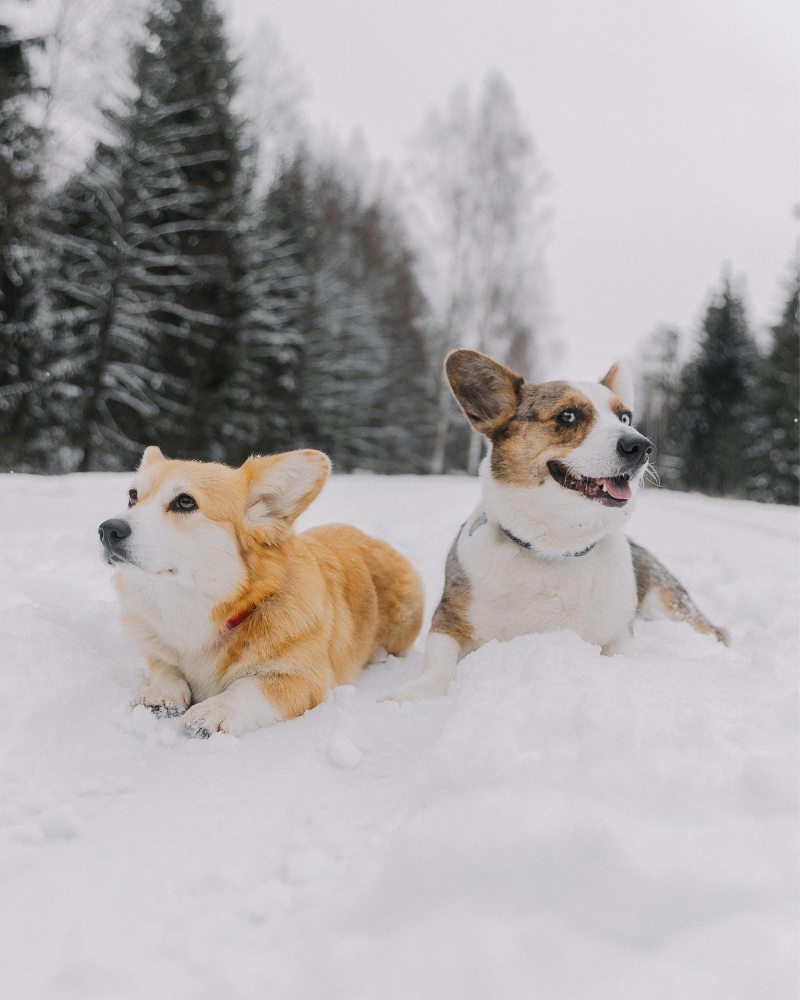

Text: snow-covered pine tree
xmin=128 ymin=0 xmax=247 ymax=461
xmin=297 ymin=161 xmax=431 ymax=472
xmin=0 ymin=21 xmax=45 ymax=466
xmin=220 ymin=152 xmax=310 ymax=464
xmin=747 ymin=270 xmax=799 ymax=504
xmin=41 ymin=132 xmax=183 ymax=471
xmin=669 ymin=278 xmax=761 ymax=497
xmin=353 ymin=197 xmax=432 ymax=471
xmin=297 ymin=164 xmax=389 ymax=471
xmin=40 ymin=0 xmax=248 ymax=469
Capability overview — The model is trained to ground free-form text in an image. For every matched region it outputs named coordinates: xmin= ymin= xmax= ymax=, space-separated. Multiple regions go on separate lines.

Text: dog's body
xmin=386 ymin=350 xmax=727 ymax=704
xmin=100 ymin=448 xmax=423 ymax=735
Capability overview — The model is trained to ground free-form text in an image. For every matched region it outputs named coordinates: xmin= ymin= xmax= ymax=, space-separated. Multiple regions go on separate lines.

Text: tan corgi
xmin=99 ymin=447 xmax=423 ymax=736
xmin=385 ymin=349 xmax=728 ymax=704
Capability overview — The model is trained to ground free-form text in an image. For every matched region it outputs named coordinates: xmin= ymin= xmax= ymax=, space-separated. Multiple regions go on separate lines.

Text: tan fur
xmin=212 ymin=523 xmax=424 ymax=715
xmin=446 ymin=349 xmax=523 ymax=436
xmin=629 ymin=540 xmax=729 ymax=644
xmin=446 ymin=349 xmax=600 ymax=488
xmin=599 ymin=362 xmax=622 ymax=396
xmin=117 ymin=450 xmax=424 ymax=727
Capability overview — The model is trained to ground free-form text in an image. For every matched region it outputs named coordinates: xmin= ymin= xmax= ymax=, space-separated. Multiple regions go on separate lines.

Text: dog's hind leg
xmin=629 ymin=540 xmax=729 ymax=644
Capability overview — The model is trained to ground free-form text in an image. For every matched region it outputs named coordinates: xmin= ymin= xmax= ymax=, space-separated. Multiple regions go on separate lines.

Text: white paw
xmin=380 ymin=673 xmax=452 ymax=704
xmin=601 ymin=632 xmax=635 ymax=657
xmin=183 ymin=679 xmax=280 ymax=738
xmin=369 ymin=646 xmax=389 ymax=665
xmin=133 ymin=678 xmax=190 ymax=718
xmin=184 ymin=697 xmax=231 ymax=738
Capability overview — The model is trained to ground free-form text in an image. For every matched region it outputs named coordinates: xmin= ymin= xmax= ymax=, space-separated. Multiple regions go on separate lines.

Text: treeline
xmin=638 ymin=274 xmax=799 ymax=504
xmin=2 ymin=2 xmax=796 ymax=503
xmin=0 ymin=0 xmax=434 ymax=473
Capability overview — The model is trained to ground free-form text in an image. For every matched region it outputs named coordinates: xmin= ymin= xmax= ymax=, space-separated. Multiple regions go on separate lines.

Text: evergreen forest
xmin=1 ymin=1 xmax=797 ymax=503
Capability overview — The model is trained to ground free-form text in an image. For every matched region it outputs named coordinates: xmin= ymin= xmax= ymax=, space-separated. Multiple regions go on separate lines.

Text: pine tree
xmin=669 ymin=278 xmax=761 ymax=496
xmin=131 ymin=0 xmax=247 ymax=461
xmin=748 ymin=271 xmax=799 ymax=504
xmin=296 ymin=162 xmax=432 ymax=472
xmin=41 ymin=135 xmax=181 ymax=471
xmin=40 ymin=0 xmax=248 ymax=470
xmin=0 ymin=21 xmax=45 ymax=465
xmin=219 ymin=152 xmax=310 ymax=464
xmin=353 ymin=197 xmax=432 ymax=471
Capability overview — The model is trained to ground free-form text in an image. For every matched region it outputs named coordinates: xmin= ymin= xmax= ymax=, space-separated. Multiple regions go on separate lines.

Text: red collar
xmin=222 ymin=605 xmax=256 ymax=633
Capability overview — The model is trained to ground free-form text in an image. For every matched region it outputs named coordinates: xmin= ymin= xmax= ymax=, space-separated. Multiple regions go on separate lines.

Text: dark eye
xmin=620 ymin=412 xmax=631 ymax=426
xmin=556 ymin=409 xmax=578 ymax=425
xmin=170 ymin=493 xmax=198 ymax=512
xmin=128 ymin=489 xmax=137 ymax=507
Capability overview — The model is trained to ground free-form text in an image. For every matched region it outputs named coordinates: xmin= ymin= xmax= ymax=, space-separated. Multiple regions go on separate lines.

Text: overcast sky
xmin=227 ymin=0 xmax=798 ymax=380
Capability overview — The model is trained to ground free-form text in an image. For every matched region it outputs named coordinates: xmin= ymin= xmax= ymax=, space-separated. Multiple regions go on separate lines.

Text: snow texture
xmin=0 ymin=472 xmax=797 ymax=999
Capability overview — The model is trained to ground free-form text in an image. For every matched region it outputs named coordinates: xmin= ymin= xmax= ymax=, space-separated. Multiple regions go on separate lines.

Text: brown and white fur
xmin=99 ymin=447 xmax=423 ymax=736
xmin=385 ymin=350 xmax=728 ymax=704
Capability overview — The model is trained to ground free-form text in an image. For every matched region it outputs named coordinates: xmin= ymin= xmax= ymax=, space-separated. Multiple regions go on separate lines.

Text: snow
xmin=0 ymin=471 xmax=797 ymax=999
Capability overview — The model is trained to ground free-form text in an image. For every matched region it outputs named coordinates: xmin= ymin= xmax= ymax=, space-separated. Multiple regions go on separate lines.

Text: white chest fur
xmin=458 ymin=513 xmax=637 ymax=649
xmin=117 ymin=568 xmax=225 ymax=701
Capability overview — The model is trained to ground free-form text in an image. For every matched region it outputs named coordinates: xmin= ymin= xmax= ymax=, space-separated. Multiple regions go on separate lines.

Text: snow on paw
xmin=133 ymin=680 xmax=190 ymax=718
xmin=183 ymin=698 xmax=230 ymax=739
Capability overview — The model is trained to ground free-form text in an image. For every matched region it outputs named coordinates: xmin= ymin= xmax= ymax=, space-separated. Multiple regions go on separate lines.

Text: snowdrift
xmin=0 ymin=472 xmax=797 ymax=999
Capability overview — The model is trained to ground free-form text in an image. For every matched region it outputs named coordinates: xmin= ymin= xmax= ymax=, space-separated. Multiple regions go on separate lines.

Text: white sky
xmin=227 ymin=0 xmax=799 ymax=379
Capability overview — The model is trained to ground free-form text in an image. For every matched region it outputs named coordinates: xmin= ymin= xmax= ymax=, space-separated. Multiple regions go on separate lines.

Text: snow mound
xmin=0 ymin=472 xmax=796 ymax=999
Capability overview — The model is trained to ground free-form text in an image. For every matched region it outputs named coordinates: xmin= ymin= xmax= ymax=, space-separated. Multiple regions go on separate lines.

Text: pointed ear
xmin=241 ymin=450 xmax=331 ymax=535
xmin=139 ymin=446 xmax=166 ymax=469
xmin=446 ymin=350 xmax=524 ymax=438
xmin=600 ymin=362 xmax=634 ymax=411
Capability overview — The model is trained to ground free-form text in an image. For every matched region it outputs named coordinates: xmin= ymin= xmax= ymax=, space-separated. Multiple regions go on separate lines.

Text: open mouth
xmin=547 ymin=461 xmax=632 ymax=507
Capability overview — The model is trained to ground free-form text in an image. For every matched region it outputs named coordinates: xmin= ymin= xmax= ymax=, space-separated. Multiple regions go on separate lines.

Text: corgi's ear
xmin=242 ymin=450 xmax=331 ymax=536
xmin=446 ymin=349 xmax=523 ymax=438
xmin=139 ymin=446 xmax=166 ymax=469
xmin=600 ymin=362 xmax=634 ymax=412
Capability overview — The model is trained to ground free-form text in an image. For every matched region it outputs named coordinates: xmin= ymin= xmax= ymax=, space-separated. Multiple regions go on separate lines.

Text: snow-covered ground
xmin=0 ymin=472 xmax=797 ymax=999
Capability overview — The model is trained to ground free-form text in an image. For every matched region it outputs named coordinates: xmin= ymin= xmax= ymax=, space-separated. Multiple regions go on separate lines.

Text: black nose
xmin=617 ymin=432 xmax=655 ymax=468
xmin=98 ymin=518 xmax=132 ymax=551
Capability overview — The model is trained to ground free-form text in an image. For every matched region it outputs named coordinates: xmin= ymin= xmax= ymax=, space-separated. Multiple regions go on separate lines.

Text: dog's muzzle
xmin=616 ymin=431 xmax=654 ymax=471
xmin=98 ymin=518 xmax=132 ymax=562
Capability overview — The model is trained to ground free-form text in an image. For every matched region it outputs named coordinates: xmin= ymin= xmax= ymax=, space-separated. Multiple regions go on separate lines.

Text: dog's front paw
xmin=133 ymin=679 xmax=191 ymax=718
xmin=183 ymin=697 xmax=229 ymax=738
xmin=184 ymin=679 xmax=281 ymax=738
xmin=380 ymin=673 xmax=451 ymax=704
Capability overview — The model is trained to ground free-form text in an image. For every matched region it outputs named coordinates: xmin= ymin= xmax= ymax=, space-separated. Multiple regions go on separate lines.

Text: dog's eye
xmin=170 ymin=493 xmax=198 ymax=512
xmin=556 ymin=409 xmax=578 ymax=425
xmin=128 ymin=489 xmax=137 ymax=507
xmin=620 ymin=412 xmax=632 ymax=425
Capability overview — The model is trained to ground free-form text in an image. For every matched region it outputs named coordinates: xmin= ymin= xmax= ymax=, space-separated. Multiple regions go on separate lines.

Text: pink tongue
xmin=599 ymin=477 xmax=631 ymax=500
